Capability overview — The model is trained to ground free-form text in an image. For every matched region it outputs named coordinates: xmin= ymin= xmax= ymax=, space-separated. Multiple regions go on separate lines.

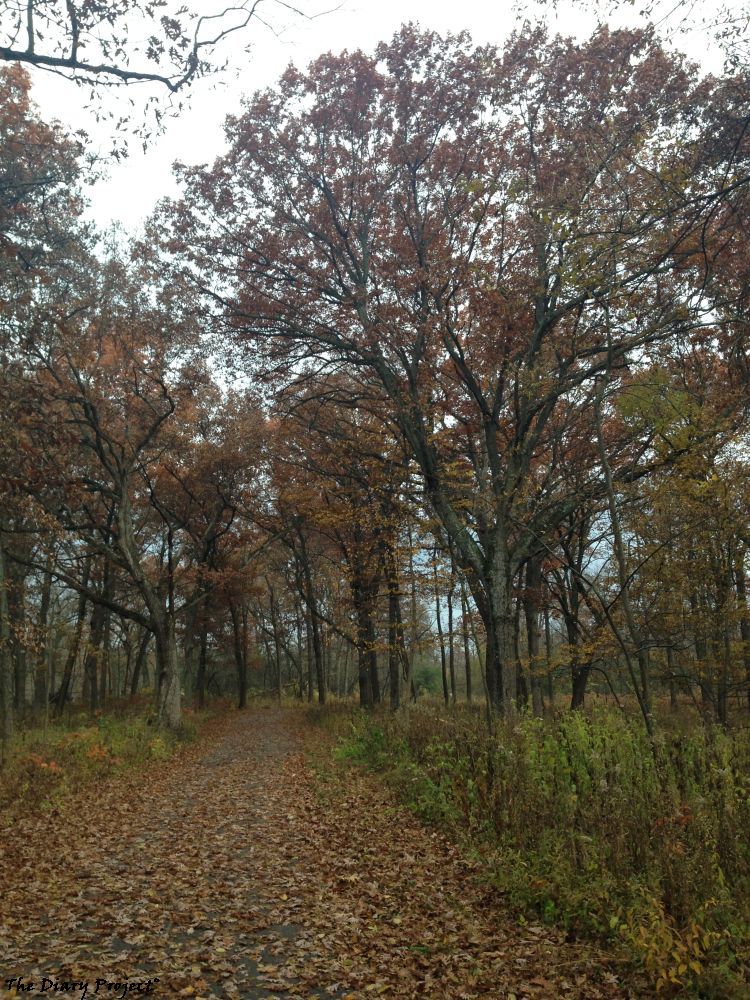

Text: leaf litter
xmin=0 ymin=708 xmax=652 ymax=999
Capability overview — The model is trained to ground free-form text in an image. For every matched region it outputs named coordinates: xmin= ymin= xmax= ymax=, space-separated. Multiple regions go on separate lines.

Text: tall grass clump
xmin=334 ymin=704 xmax=750 ymax=996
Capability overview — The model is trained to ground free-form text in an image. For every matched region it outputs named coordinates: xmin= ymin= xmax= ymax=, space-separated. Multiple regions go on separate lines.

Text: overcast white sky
xmin=22 ymin=0 xmax=726 ymax=234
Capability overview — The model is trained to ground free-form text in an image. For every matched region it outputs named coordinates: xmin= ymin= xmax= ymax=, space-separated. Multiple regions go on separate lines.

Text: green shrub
xmin=412 ymin=664 xmax=442 ymax=696
xmin=334 ymin=718 xmax=388 ymax=766
xmin=332 ymin=704 xmax=750 ymax=996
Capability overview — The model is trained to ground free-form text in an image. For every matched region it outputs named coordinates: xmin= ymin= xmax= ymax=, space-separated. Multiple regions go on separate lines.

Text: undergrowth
xmin=325 ymin=704 xmax=750 ymax=998
xmin=0 ymin=702 xmax=210 ymax=825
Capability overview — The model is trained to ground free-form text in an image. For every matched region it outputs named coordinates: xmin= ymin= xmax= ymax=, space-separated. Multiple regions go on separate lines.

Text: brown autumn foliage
xmin=2 ymin=14 xmax=750 ymax=998
xmin=164 ymin=24 xmax=750 ymax=721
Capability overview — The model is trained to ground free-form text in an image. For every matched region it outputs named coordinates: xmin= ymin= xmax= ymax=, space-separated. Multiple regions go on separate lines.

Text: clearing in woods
xmin=0 ymin=709 xmax=647 ymax=999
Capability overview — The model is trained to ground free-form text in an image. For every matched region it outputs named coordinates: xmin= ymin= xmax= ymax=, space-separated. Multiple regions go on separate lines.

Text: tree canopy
xmin=1 ymin=18 xmax=749 ymax=735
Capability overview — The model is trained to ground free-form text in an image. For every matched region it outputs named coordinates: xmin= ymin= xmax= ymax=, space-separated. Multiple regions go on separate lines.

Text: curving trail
xmin=0 ymin=709 xmax=646 ymax=999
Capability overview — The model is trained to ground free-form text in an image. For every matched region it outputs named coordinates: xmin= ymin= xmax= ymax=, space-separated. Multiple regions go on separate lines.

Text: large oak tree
xmin=167 ymin=25 xmax=738 ymax=713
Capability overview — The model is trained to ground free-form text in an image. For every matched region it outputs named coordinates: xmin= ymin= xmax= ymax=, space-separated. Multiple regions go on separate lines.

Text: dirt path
xmin=0 ymin=709 xmax=643 ymax=999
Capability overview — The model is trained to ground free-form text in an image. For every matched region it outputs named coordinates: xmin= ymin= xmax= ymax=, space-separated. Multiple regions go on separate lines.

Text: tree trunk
xmin=367 ymin=611 xmax=380 ymax=706
xmin=354 ymin=580 xmax=373 ymax=709
xmin=690 ymin=588 xmax=712 ymax=718
xmin=462 ymin=546 xmax=518 ymax=718
xmin=241 ymin=608 xmax=250 ymax=708
xmin=382 ymin=540 xmax=406 ymax=712
xmin=33 ymin=555 xmax=53 ymax=710
xmin=55 ymin=561 xmax=90 ymax=715
xmin=352 ymin=566 xmax=380 ymax=708
xmin=447 ymin=566 xmax=457 ymax=704
xmin=667 ymin=645 xmax=678 ymax=710
xmin=734 ymin=551 xmax=750 ymax=713
xmin=544 ymin=605 xmax=554 ymax=705
xmin=524 ymin=556 xmax=544 ymax=717
xmin=459 ymin=579 xmax=473 ymax=704
xmin=594 ymin=383 xmax=653 ymax=739
xmin=114 ymin=490 xmax=181 ymax=728
xmin=121 ymin=627 xmax=133 ymax=697
xmin=130 ymin=627 xmax=150 ymax=698
xmin=267 ymin=582 xmax=282 ymax=702
xmin=305 ymin=616 xmax=314 ymax=704
xmin=514 ymin=593 xmax=528 ymax=710
xmin=297 ymin=536 xmax=326 ymax=704
xmin=0 ymin=532 xmax=14 ymax=751
xmin=311 ymin=614 xmax=326 ymax=704
xmin=229 ymin=602 xmax=248 ymax=710
xmin=570 ymin=660 xmax=591 ymax=710
xmin=717 ymin=626 xmax=729 ymax=727
xmin=555 ymin=533 xmax=591 ymax=709
xmin=99 ymin=606 xmax=111 ymax=707
xmin=9 ymin=567 xmax=27 ymax=713
xmin=566 ymin=609 xmax=590 ymax=711
xmin=487 ymin=563 xmax=517 ymax=716
xmin=357 ymin=641 xmax=372 ymax=708
xmin=183 ymin=601 xmax=199 ymax=707
xmin=407 ymin=518 xmax=419 ymax=696
xmin=434 ymin=559 xmax=449 ymax=706
xmin=341 ymin=640 xmax=350 ymax=698
xmin=84 ymin=599 xmax=106 ymax=717
xmin=387 ymin=579 xmax=400 ymax=712
xmin=195 ymin=629 xmax=208 ymax=709
xmin=155 ymin=616 xmax=181 ymax=728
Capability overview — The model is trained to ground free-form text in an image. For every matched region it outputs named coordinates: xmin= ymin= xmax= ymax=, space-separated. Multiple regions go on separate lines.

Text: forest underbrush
xmin=0 ymin=697 xmax=228 ymax=827
xmin=319 ymin=701 xmax=750 ymax=997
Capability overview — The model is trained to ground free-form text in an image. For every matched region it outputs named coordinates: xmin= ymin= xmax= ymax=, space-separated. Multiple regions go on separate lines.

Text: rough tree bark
xmin=0 ymin=531 xmax=13 ymax=749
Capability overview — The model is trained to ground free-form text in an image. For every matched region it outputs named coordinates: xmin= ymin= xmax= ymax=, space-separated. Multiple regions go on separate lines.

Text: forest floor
xmin=0 ymin=707 xmax=651 ymax=1000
